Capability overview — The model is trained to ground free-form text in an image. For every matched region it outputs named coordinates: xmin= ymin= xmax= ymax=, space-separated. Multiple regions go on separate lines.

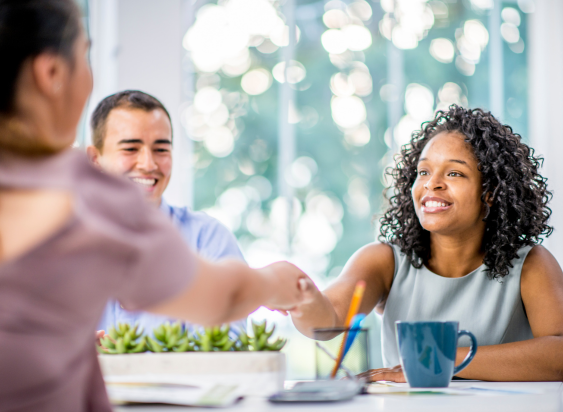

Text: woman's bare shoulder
xmin=522 ymin=245 xmax=563 ymax=283
xmin=339 ymin=242 xmax=396 ymax=288
xmin=350 ymin=242 xmax=395 ymax=265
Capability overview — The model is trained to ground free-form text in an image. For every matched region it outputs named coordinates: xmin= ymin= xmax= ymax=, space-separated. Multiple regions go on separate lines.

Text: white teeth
xmin=131 ymin=177 xmax=156 ymax=187
xmin=424 ymin=201 xmax=448 ymax=208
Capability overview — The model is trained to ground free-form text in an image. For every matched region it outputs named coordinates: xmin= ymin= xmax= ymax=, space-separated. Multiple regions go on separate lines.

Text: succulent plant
xmin=193 ymin=324 xmax=235 ymax=352
xmin=97 ymin=320 xmax=286 ymax=354
xmin=97 ymin=323 xmax=147 ymax=354
xmin=146 ymin=322 xmax=195 ymax=352
xmin=236 ymin=320 xmax=286 ymax=351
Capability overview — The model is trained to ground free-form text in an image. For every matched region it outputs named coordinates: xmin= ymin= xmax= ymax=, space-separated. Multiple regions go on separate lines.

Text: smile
xmin=130 ymin=177 xmax=157 ymax=188
xmin=423 ymin=201 xmax=449 ymax=208
xmin=421 ymin=197 xmax=452 ymax=213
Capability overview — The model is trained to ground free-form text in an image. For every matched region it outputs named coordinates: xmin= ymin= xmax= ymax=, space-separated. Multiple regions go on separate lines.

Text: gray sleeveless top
xmin=381 ymin=244 xmax=534 ymax=367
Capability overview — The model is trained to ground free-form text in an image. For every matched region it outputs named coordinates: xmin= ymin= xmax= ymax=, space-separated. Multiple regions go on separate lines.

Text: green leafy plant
xmin=146 ymin=322 xmax=195 ymax=352
xmin=97 ymin=323 xmax=147 ymax=354
xmin=236 ymin=320 xmax=286 ymax=351
xmin=192 ymin=324 xmax=235 ymax=352
xmin=98 ymin=320 xmax=286 ymax=354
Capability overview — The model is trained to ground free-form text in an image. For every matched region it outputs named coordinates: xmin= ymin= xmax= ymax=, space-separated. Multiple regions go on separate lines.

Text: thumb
xmin=298 ymin=278 xmax=316 ymax=304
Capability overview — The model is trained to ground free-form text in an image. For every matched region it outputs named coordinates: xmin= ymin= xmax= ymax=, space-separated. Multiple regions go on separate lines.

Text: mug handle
xmin=453 ymin=330 xmax=478 ymax=375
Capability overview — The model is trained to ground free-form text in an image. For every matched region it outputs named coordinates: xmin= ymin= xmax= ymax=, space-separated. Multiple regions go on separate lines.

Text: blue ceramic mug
xmin=395 ymin=321 xmax=477 ymax=388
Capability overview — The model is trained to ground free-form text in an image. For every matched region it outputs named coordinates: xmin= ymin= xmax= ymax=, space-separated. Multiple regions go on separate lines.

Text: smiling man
xmin=87 ymin=90 xmax=246 ymax=334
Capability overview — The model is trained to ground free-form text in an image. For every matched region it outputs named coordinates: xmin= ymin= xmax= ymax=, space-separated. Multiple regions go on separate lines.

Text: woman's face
xmin=411 ymin=132 xmax=486 ymax=236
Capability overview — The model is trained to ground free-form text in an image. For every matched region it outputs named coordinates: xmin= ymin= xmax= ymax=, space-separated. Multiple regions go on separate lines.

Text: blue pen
xmin=343 ymin=314 xmax=365 ymax=357
xmin=333 ymin=314 xmax=366 ymax=376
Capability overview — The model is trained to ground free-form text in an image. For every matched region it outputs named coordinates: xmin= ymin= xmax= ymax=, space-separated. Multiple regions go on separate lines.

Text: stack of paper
xmin=105 ymin=375 xmax=242 ymax=407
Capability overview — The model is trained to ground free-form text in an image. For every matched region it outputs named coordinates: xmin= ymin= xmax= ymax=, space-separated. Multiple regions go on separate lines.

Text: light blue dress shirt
xmin=97 ymin=198 xmax=246 ymax=335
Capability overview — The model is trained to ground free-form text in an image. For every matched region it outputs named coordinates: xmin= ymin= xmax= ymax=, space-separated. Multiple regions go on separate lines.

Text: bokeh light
xmin=344 ymin=123 xmax=371 ymax=147
xmin=183 ymin=0 xmax=298 ymax=72
xmin=404 ymin=83 xmax=434 ymax=120
xmin=331 ymin=96 xmax=367 ymax=129
xmin=342 ymin=25 xmax=372 ymax=51
xmin=464 ymin=20 xmax=489 ymax=50
xmin=347 ymin=1 xmax=372 ymax=21
xmin=321 ymin=29 xmax=348 ymax=54
xmin=241 ymin=68 xmax=272 ymax=95
xmin=437 ymin=82 xmax=468 ymax=111
xmin=502 ymin=7 xmax=521 ymax=26
xmin=330 ymin=72 xmax=355 ymax=97
xmin=272 ymin=61 xmax=306 ymax=84
xmin=501 ymin=23 xmax=520 ymax=44
xmin=323 ymin=9 xmax=349 ymax=29
xmin=203 ymin=126 xmax=234 ymax=157
xmin=429 ymin=38 xmax=455 ymax=63
xmin=470 ymin=0 xmax=493 ymax=10
xmin=455 ymin=56 xmax=476 ymax=76
xmin=285 ymin=156 xmax=318 ymax=188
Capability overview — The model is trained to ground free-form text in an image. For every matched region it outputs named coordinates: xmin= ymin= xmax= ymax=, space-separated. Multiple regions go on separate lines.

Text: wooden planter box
xmin=98 ymin=352 xmax=285 ymax=397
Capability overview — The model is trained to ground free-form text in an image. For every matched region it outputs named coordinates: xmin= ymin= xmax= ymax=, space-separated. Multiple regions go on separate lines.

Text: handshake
xmin=256 ymin=261 xmax=317 ymax=316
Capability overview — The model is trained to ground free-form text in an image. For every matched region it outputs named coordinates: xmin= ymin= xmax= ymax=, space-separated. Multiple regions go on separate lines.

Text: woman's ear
xmin=484 ymin=192 xmax=493 ymax=207
xmin=31 ymin=53 xmax=69 ymax=99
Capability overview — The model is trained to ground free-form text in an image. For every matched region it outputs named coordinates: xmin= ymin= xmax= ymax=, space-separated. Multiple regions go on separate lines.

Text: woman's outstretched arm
xmin=290 ymin=242 xmax=395 ymax=338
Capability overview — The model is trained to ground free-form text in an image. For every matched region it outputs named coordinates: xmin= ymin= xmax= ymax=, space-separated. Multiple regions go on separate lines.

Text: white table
xmin=114 ymin=381 xmax=563 ymax=412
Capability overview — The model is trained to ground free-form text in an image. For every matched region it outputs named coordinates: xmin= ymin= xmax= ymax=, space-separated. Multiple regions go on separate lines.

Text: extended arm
xmin=147 ymin=258 xmax=309 ymax=326
xmin=290 ymin=243 xmax=395 ymax=338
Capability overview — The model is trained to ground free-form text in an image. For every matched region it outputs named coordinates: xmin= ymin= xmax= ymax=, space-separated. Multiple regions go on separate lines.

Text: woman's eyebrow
xmin=418 ymin=157 xmax=469 ymax=166
xmin=449 ymin=159 xmax=468 ymax=165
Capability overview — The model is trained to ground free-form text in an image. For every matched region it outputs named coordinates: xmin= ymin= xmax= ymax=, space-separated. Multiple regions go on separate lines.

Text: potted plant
xmin=97 ymin=320 xmax=287 ymax=396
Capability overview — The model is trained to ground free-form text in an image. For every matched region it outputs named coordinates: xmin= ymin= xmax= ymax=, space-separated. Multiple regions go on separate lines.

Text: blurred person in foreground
xmin=0 ymin=1 xmax=309 ymax=411
xmin=288 ymin=105 xmax=563 ymax=382
xmin=87 ymin=91 xmax=246 ymax=336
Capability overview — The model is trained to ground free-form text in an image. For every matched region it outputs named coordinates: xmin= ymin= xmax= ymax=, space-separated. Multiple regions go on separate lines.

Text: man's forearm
xmin=455 ymin=336 xmax=563 ymax=381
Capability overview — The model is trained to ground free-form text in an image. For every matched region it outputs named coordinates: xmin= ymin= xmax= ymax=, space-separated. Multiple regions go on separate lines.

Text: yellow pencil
xmin=330 ymin=280 xmax=366 ymax=378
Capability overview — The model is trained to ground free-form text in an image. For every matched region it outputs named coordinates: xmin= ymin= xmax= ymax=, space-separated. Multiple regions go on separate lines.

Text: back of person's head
xmin=90 ymin=90 xmax=172 ymax=152
xmin=0 ymin=0 xmax=81 ymax=115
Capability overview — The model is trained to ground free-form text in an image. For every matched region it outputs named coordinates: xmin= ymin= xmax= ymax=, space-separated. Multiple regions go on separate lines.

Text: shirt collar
xmin=159 ymin=197 xmax=173 ymax=218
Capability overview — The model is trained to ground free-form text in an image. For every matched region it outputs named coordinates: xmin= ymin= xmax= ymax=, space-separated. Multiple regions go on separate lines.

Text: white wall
xmin=88 ymin=0 xmax=192 ymax=207
xmin=528 ymin=0 xmax=563 ymax=265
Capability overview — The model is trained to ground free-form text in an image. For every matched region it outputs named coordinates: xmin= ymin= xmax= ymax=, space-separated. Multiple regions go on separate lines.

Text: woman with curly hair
xmin=291 ymin=105 xmax=563 ymax=381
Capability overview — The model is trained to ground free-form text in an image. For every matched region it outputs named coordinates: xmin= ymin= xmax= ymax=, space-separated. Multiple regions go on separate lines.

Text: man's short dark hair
xmin=90 ymin=90 xmax=172 ymax=151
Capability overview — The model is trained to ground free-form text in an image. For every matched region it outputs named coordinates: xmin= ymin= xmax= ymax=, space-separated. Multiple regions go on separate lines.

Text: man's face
xmin=88 ymin=107 xmax=172 ymax=205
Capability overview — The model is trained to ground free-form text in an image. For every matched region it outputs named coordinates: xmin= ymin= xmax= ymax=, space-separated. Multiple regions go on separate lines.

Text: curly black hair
xmin=379 ymin=105 xmax=553 ymax=279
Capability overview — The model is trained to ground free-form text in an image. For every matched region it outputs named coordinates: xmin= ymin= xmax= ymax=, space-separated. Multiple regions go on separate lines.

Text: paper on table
xmin=366 ymin=382 xmax=470 ymax=396
xmin=367 ymin=382 xmax=543 ymax=397
xmin=105 ymin=375 xmax=242 ymax=407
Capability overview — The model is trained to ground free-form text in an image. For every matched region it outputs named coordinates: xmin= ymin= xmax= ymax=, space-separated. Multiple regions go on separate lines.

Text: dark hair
xmin=0 ymin=0 xmax=81 ymax=114
xmin=90 ymin=90 xmax=173 ymax=151
xmin=379 ymin=105 xmax=552 ymax=279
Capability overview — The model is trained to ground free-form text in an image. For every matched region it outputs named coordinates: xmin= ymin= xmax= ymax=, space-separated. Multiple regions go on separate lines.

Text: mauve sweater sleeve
xmin=114 ymin=203 xmax=199 ymax=312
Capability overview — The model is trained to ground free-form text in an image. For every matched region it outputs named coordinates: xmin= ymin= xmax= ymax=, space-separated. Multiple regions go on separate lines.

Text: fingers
xmin=95 ymin=330 xmax=106 ymax=347
xmin=262 ymin=261 xmax=320 ymax=311
xmin=356 ymin=366 xmax=406 ymax=383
